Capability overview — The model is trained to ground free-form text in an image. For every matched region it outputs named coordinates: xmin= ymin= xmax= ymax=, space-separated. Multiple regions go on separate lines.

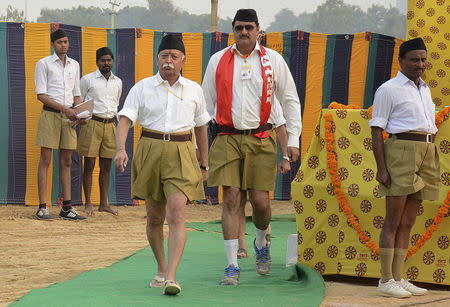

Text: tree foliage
xmin=0 ymin=4 xmax=28 ymax=22
xmin=2 ymin=0 xmax=405 ymax=37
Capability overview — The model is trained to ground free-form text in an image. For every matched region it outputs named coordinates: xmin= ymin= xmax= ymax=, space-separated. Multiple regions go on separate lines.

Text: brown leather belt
xmin=141 ymin=130 xmax=192 ymax=142
xmin=218 ymin=123 xmax=273 ymax=135
xmin=43 ymin=105 xmax=61 ymax=113
xmin=389 ymin=132 xmax=435 ymax=143
xmin=91 ymin=115 xmax=116 ymax=123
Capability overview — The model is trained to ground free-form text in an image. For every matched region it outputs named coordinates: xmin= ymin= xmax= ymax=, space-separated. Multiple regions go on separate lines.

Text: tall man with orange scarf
xmin=202 ymin=9 xmax=302 ymax=285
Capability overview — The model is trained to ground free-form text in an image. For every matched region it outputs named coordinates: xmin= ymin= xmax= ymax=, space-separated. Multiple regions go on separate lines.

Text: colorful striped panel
xmin=330 ymin=34 xmax=354 ymax=105
xmin=302 ymin=33 xmax=327 ymax=158
xmin=24 ymin=23 xmax=51 ymax=205
xmin=115 ymin=28 xmax=135 ymax=204
xmin=201 ymin=32 xmax=212 ymax=80
xmin=0 ymin=23 xmax=8 ymax=202
xmin=348 ymin=33 xmax=370 ymax=107
xmin=321 ymin=35 xmax=336 ymax=108
xmin=59 ymin=24 xmax=83 ymax=205
xmin=372 ymin=34 xmax=395 ymax=99
xmin=182 ymin=33 xmax=203 ymax=85
xmin=152 ymin=31 xmax=163 ymax=74
xmin=7 ymin=23 xmax=26 ymax=204
xmin=107 ymin=29 xmax=118 ymax=204
xmin=390 ymin=38 xmax=403 ymax=79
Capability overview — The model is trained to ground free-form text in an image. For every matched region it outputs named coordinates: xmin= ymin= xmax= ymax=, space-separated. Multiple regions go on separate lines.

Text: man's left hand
xmin=287 ymin=147 xmax=300 ymax=163
xmin=79 ymin=118 xmax=89 ymax=125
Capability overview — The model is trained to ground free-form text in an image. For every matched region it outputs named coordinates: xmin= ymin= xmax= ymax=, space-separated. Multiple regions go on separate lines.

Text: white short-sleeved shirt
xmin=80 ymin=70 xmax=122 ymax=119
xmin=202 ymin=42 xmax=302 ymax=147
xmin=118 ymin=73 xmax=210 ymax=132
xmin=35 ymin=53 xmax=81 ymax=107
xmin=370 ymin=71 xmax=437 ymax=134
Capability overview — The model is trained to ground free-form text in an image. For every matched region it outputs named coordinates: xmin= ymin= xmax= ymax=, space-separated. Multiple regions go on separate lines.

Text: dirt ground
xmin=1 ymin=203 xmax=449 ymax=306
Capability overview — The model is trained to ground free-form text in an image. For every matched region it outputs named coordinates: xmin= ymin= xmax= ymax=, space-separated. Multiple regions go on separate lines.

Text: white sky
xmin=3 ymin=0 xmax=399 ymax=28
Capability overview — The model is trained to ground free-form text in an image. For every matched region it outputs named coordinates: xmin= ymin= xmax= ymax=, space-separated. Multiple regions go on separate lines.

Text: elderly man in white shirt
xmin=114 ymin=34 xmax=209 ymax=296
xmin=370 ymin=37 xmax=439 ymax=298
xmin=77 ymin=47 xmax=122 ymax=216
xmin=34 ymin=29 xmax=86 ymax=221
xmin=202 ymin=9 xmax=302 ymax=286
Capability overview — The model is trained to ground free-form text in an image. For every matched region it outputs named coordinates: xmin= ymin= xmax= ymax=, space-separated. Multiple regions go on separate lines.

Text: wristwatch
xmin=282 ymin=155 xmax=291 ymax=162
xmin=200 ymin=165 xmax=209 ymax=171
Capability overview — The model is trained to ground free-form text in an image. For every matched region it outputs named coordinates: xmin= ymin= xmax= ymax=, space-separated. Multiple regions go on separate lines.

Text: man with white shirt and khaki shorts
xmin=370 ymin=37 xmax=440 ymax=298
xmin=77 ymin=47 xmax=122 ymax=216
xmin=202 ymin=9 xmax=302 ymax=285
xmin=114 ymin=34 xmax=210 ymax=295
xmin=34 ymin=29 xmax=86 ymax=221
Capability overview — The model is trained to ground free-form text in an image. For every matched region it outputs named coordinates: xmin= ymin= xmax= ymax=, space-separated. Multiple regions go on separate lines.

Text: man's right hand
xmin=114 ymin=149 xmax=128 ymax=172
xmin=63 ymin=107 xmax=78 ymax=121
xmin=376 ymin=168 xmax=391 ymax=188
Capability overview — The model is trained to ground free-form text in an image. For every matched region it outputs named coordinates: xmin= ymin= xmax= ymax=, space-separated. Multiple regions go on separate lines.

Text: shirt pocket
xmin=175 ymin=98 xmax=197 ymax=124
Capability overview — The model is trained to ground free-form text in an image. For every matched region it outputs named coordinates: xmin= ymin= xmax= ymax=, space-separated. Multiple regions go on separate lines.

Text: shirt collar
xmin=51 ymin=53 xmax=70 ymax=63
xmin=231 ymin=41 xmax=261 ymax=57
xmin=95 ymin=69 xmax=115 ymax=79
xmin=396 ymin=71 xmax=427 ymax=88
xmin=154 ymin=72 xmax=186 ymax=87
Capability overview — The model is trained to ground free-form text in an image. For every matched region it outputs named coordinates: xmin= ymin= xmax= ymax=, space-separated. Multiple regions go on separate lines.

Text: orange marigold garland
xmin=324 ymin=111 xmax=450 ymax=258
xmin=324 ymin=113 xmax=379 ymax=254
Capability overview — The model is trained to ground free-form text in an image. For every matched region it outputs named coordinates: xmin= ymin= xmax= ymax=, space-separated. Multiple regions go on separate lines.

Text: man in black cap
xmin=77 ymin=47 xmax=122 ymax=216
xmin=114 ymin=34 xmax=210 ymax=295
xmin=202 ymin=9 xmax=301 ymax=285
xmin=370 ymin=37 xmax=439 ymax=297
xmin=34 ymin=29 xmax=86 ymax=221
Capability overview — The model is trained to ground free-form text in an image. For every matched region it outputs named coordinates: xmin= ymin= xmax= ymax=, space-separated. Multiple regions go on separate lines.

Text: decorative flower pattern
xmin=304 ymin=216 xmax=315 ymax=230
xmin=372 ymin=216 xmax=384 ymax=229
xmin=315 ymin=231 xmax=327 ymax=244
xmin=308 ymin=156 xmax=320 ymax=169
xmin=407 ymin=266 xmax=419 ymax=280
xmin=297 ymin=232 xmax=303 ymax=245
xmin=293 ymin=200 xmax=304 ymax=214
xmin=315 ymin=169 xmax=326 ymax=181
xmin=433 ymin=269 xmax=445 ymax=283
xmin=437 ymin=236 xmax=449 ymax=250
xmin=360 ymin=200 xmax=372 ymax=213
xmin=303 ymin=185 xmax=314 ymax=198
xmin=349 ymin=122 xmax=361 ymax=135
xmin=338 ymin=231 xmax=345 ymax=243
xmin=294 ymin=170 xmax=304 ymax=182
xmin=328 ymin=214 xmax=339 ymax=227
xmin=326 ymin=183 xmax=335 ymax=196
xmin=362 ymin=169 xmax=374 ymax=182
xmin=411 ymin=233 xmax=421 ymax=246
xmin=350 ymin=153 xmax=362 ymax=166
xmin=360 ymin=109 xmax=369 ymax=119
xmin=336 ymin=109 xmax=347 ymax=119
xmin=327 ymin=245 xmax=338 ymax=258
xmin=348 ymin=184 xmax=360 ymax=197
xmin=423 ymin=250 xmax=435 ymax=265
xmin=441 ymin=172 xmax=450 ymax=186
xmin=338 ymin=137 xmax=350 ymax=150
xmin=338 ymin=167 xmax=349 ymax=181
xmin=440 ymin=140 xmax=449 ymax=154
xmin=355 ymin=262 xmax=367 ymax=277
xmin=345 ymin=246 xmax=357 ymax=260
xmin=303 ymin=248 xmax=314 ymax=261
xmin=316 ymin=199 xmax=327 ymax=213
xmin=363 ymin=138 xmax=372 ymax=151
xmin=314 ymin=262 xmax=326 ymax=274
xmin=417 ymin=203 xmax=424 ymax=216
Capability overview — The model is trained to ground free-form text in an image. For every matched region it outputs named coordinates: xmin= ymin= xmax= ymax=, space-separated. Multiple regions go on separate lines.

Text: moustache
xmin=163 ymin=63 xmax=175 ymax=69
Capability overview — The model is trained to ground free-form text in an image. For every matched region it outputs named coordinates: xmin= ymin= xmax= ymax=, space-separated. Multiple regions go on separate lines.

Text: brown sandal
xmin=149 ymin=275 xmax=165 ymax=288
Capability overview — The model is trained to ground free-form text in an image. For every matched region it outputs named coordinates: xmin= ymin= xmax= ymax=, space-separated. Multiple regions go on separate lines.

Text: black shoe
xmin=36 ymin=207 xmax=54 ymax=220
xmin=59 ymin=208 xmax=87 ymax=220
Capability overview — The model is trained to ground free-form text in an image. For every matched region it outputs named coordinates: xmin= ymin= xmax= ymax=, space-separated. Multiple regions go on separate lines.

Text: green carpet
xmin=11 ymin=215 xmax=325 ymax=306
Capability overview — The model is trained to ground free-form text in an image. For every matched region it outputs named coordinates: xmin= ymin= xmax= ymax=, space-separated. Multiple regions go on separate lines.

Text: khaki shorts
xmin=208 ymin=131 xmax=277 ymax=191
xmin=36 ymin=110 xmax=77 ymax=150
xmin=379 ymin=135 xmax=440 ymax=200
xmin=77 ymin=119 xmax=116 ymax=158
xmin=132 ymin=129 xmax=204 ymax=202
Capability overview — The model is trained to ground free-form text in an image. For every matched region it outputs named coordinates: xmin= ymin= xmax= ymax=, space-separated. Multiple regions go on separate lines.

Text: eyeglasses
xmin=234 ymin=24 xmax=255 ymax=32
xmin=158 ymin=52 xmax=183 ymax=61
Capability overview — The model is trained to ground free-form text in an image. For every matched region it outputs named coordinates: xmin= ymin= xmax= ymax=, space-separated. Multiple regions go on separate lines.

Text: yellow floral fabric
xmin=407 ymin=0 xmax=450 ymax=107
xmin=292 ymin=109 xmax=450 ymax=285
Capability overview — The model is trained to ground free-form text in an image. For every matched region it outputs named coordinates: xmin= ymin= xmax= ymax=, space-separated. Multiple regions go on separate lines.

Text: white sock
xmin=224 ymin=239 xmax=238 ymax=267
xmin=255 ymin=227 xmax=268 ymax=249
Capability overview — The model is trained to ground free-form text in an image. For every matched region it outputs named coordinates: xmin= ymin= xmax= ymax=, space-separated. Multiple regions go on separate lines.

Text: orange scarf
xmin=215 ymin=45 xmax=273 ymax=138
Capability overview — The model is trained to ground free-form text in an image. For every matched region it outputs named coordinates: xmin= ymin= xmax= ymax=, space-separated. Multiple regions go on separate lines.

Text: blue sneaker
xmin=220 ymin=264 xmax=240 ymax=285
xmin=254 ymin=239 xmax=271 ymax=275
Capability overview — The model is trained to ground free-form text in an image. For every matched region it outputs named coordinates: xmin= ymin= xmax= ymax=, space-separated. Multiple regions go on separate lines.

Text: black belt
xmin=43 ymin=105 xmax=61 ymax=113
xmin=91 ymin=115 xmax=116 ymax=123
xmin=389 ymin=132 xmax=435 ymax=143
xmin=141 ymin=130 xmax=192 ymax=142
xmin=218 ymin=123 xmax=273 ymax=135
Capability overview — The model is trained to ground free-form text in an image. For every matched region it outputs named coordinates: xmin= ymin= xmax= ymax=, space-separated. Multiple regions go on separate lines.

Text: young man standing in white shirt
xmin=370 ymin=37 xmax=439 ymax=298
xmin=114 ymin=34 xmax=210 ymax=295
xmin=202 ymin=9 xmax=302 ymax=285
xmin=77 ymin=47 xmax=122 ymax=216
xmin=34 ymin=29 xmax=86 ymax=221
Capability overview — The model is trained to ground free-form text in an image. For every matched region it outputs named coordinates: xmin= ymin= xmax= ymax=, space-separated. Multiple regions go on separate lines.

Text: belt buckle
xmin=426 ymin=134 xmax=432 ymax=143
xmin=243 ymin=129 xmax=252 ymax=135
xmin=163 ymin=133 xmax=171 ymax=141
xmin=102 ymin=118 xmax=108 ymax=123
